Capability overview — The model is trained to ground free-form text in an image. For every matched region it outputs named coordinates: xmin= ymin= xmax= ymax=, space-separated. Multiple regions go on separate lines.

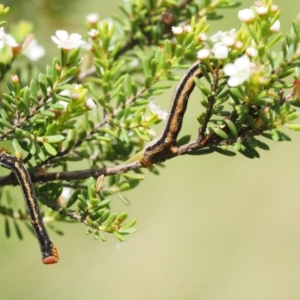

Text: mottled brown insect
xmin=141 ymin=62 xmax=203 ymax=167
xmin=0 ymin=153 xmax=59 ymax=264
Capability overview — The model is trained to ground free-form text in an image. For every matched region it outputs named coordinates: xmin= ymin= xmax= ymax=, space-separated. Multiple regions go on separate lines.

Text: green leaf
xmin=28 ymin=140 xmax=37 ymax=155
xmin=271 ymin=129 xmax=280 ymax=141
xmin=113 ymin=231 xmax=126 ymax=242
xmin=44 ymin=142 xmax=57 ymax=156
xmin=212 ymin=127 xmax=229 ymax=140
xmin=118 ymin=228 xmax=137 ymax=235
xmin=66 ymin=189 xmax=82 ymax=208
xmin=187 ymin=148 xmax=215 ymax=155
xmin=224 ymin=119 xmax=238 ymax=136
xmin=177 ymin=135 xmax=191 ymax=146
xmin=238 ymin=148 xmax=255 ymax=159
xmin=194 ymin=77 xmax=211 ymax=96
xmin=12 ymin=138 xmax=23 ymax=154
xmin=100 ymin=231 xmax=107 ymax=242
xmin=1 ymin=99 xmax=15 ymax=113
xmin=91 ymin=209 xmax=105 ymax=221
xmin=48 ymin=224 xmax=64 ymax=236
xmin=94 ymin=198 xmax=111 ymax=209
xmin=278 ymin=68 xmax=295 ymax=79
xmin=120 ymin=219 xmax=136 ymax=231
xmin=2 ymin=93 xmax=16 ymax=104
xmin=38 ymin=73 xmax=48 ymax=96
xmin=5 ymin=217 xmax=10 ymax=238
xmin=45 ymin=122 xmax=58 ymax=136
xmin=142 ymin=57 xmax=150 ymax=75
xmin=99 ymin=210 xmax=110 ymax=223
xmin=116 ymin=212 xmax=127 ymax=224
xmin=211 ymin=146 xmax=236 ymax=156
xmin=46 ymin=135 xmax=65 ymax=143
xmin=0 ymin=107 xmax=8 ymax=120
xmin=106 ymin=213 xmax=117 ymax=226
xmin=243 ymin=142 xmax=260 ymax=158
xmin=40 ymin=110 xmax=56 ymax=117
xmin=36 ymin=143 xmax=46 ymax=161
xmin=234 ymin=142 xmax=242 ymax=151
xmin=94 ymin=230 xmax=100 ymax=240
xmin=287 ymin=124 xmax=300 ymax=131
xmin=124 ymin=74 xmax=132 ymax=96
xmin=13 ymin=220 xmax=23 ymax=240
xmin=30 ymin=79 xmax=38 ymax=97
xmin=256 ymin=140 xmax=270 ymax=150
xmin=87 ymin=177 xmax=96 ymax=199
xmin=122 ymin=173 xmax=145 ymax=180
xmin=118 ymin=193 xmax=131 ymax=205
xmin=0 ymin=118 xmax=13 ymax=129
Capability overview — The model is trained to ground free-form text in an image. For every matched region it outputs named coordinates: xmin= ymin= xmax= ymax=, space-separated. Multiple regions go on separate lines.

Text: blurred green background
xmin=1 ymin=1 xmax=300 ymax=299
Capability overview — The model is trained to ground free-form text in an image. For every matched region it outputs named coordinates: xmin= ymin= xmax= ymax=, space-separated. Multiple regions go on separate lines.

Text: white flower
xmin=198 ymin=33 xmax=208 ymax=42
xmin=86 ymin=13 xmax=99 ymax=24
xmin=238 ymin=8 xmax=255 ymax=23
xmin=59 ymin=84 xmax=80 ymax=99
xmin=0 ymin=28 xmax=18 ymax=49
xmin=212 ymin=43 xmax=229 ymax=59
xmin=61 ymin=187 xmax=72 ymax=200
xmin=22 ymin=39 xmax=45 ymax=61
xmin=71 ymin=92 xmax=79 ymax=100
xmin=255 ymin=5 xmax=267 ymax=16
xmin=51 ymin=30 xmax=83 ymax=50
xmin=59 ymin=90 xmax=70 ymax=97
xmin=85 ymin=98 xmax=97 ymax=110
xmin=211 ymin=29 xmax=236 ymax=46
xmin=222 ymin=35 xmax=235 ymax=47
xmin=172 ymin=26 xmax=183 ymax=35
xmin=11 ymin=74 xmax=19 ymax=83
xmin=129 ymin=58 xmax=139 ymax=68
xmin=234 ymin=41 xmax=243 ymax=49
xmin=271 ymin=5 xmax=279 ymax=13
xmin=246 ymin=46 xmax=258 ymax=57
xmin=88 ymin=28 xmax=99 ymax=38
xmin=223 ymin=55 xmax=251 ymax=87
xmin=149 ymin=100 xmax=167 ymax=120
xmin=197 ymin=49 xmax=210 ymax=60
xmin=58 ymin=100 xmax=68 ymax=110
xmin=183 ymin=25 xmax=191 ymax=33
xmin=270 ymin=20 xmax=280 ymax=33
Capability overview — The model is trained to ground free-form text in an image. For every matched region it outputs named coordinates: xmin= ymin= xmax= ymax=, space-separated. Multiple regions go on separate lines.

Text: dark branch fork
xmin=0 ymin=154 xmax=59 ymax=264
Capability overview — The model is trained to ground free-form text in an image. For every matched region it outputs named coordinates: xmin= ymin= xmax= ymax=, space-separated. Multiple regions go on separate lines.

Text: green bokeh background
xmin=1 ymin=1 xmax=300 ymax=299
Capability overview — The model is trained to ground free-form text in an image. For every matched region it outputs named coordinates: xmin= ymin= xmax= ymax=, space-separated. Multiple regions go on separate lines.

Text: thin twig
xmin=44 ymin=201 xmax=88 ymax=226
xmin=0 ymin=161 xmax=143 ymax=186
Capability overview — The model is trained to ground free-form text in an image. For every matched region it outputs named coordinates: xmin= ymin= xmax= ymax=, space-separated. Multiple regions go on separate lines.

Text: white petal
xmin=172 ymin=26 xmax=183 ymax=35
xmin=85 ymin=98 xmax=97 ymax=110
xmin=69 ymin=33 xmax=82 ymax=42
xmin=235 ymin=55 xmax=251 ymax=70
xmin=212 ymin=43 xmax=228 ymax=59
xmin=227 ymin=76 xmax=241 ymax=87
xmin=222 ymin=35 xmax=235 ymax=46
xmin=56 ymin=30 xmax=68 ymax=41
xmin=51 ymin=36 xmax=61 ymax=45
xmin=197 ymin=49 xmax=210 ymax=60
xmin=86 ymin=13 xmax=99 ymax=24
xmin=270 ymin=20 xmax=280 ymax=33
xmin=223 ymin=64 xmax=237 ymax=76
xmin=210 ymin=31 xmax=223 ymax=43
xmin=4 ymin=34 xmax=18 ymax=47
xmin=238 ymin=8 xmax=254 ymax=23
